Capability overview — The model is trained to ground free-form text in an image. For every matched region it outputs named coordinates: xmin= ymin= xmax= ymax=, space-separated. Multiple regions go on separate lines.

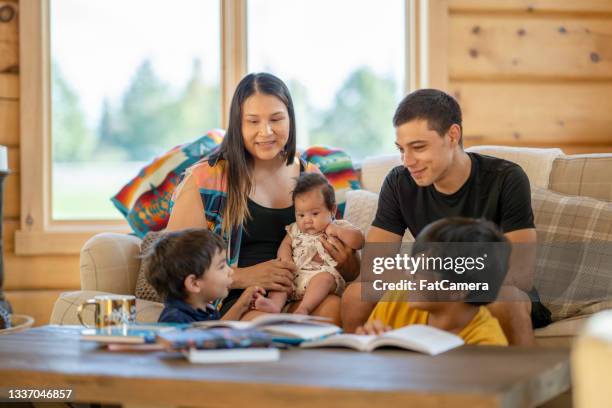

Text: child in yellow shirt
xmin=357 ymin=217 xmax=510 ymax=346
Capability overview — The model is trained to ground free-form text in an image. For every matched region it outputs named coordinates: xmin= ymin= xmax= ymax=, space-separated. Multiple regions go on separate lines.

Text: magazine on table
xmin=80 ymin=323 xmax=188 ymax=344
xmin=193 ymin=313 xmax=341 ymax=343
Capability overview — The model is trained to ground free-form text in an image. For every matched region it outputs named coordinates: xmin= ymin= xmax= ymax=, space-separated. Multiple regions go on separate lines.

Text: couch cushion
xmin=532 ymin=187 xmax=612 ymax=321
xmin=343 ymin=189 xmax=414 ymax=242
xmin=466 ymin=145 xmax=563 ymax=189
xmin=549 ymin=154 xmax=612 ymax=202
xmin=135 ymin=231 xmax=164 ymax=303
xmin=50 ymin=291 xmax=163 ymax=325
xmin=80 ymin=233 xmax=143 ymax=294
xmin=360 ymin=154 xmax=401 ymax=194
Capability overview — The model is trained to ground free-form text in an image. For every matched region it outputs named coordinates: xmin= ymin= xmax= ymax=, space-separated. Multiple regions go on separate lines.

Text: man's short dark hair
xmin=413 ymin=217 xmax=511 ymax=305
xmin=292 ymin=173 xmax=336 ymax=211
xmin=144 ymin=228 xmax=226 ymax=301
xmin=393 ymin=89 xmax=463 ymax=146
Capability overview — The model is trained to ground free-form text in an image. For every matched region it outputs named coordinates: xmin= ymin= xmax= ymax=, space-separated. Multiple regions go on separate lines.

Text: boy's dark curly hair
xmin=143 ymin=228 xmax=226 ymax=301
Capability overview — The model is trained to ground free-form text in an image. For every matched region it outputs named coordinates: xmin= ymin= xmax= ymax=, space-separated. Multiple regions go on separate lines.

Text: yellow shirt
xmin=368 ymin=297 xmax=508 ymax=346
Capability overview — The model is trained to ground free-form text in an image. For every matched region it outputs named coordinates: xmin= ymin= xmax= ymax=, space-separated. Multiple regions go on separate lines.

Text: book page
xmin=263 ymin=323 xmax=341 ymax=341
xmin=301 ymin=334 xmax=376 ymax=351
xmin=251 ymin=313 xmax=332 ymax=326
xmin=192 ymin=320 xmax=254 ymax=330
xmin=376 ymin=325 xmax=464 ymax=355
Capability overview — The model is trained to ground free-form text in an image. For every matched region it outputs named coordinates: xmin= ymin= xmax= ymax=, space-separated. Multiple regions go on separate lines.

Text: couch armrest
xmin=50 ymin=290 xmax=163 ymax=325
xmin=80 ymin=233 xmax=142 ymax=294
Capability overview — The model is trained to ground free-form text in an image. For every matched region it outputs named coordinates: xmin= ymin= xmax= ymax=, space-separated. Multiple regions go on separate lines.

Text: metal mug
xmin=77 ymin=295 xmax=136 ymax=328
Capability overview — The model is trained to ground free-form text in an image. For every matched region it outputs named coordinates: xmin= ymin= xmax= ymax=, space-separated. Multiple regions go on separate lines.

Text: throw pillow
xmin=301 ymin=146 xmax=361 ymax=219
xmin=111 ymin=129 xmax=224 ymax=238
xmin=134 ymin=230 xmax=165 ymax=303
xmin=343 ymin=189 xmax=414 ymax=242
xmin=532 ymin=187 xmax=612 ymax=321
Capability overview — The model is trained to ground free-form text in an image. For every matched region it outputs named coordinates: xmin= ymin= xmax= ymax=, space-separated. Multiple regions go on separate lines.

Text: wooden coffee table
xmin=0 ymin=326 xmax=570 ymax=408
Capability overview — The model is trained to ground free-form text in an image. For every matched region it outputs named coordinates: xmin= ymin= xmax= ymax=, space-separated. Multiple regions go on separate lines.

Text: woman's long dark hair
xmin=210 ymin=73 xmax=297 ymax=235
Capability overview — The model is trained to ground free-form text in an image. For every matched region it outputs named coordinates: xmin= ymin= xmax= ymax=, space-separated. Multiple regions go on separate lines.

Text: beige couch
xmin=50 ymin=146 xmax=612 ymax=346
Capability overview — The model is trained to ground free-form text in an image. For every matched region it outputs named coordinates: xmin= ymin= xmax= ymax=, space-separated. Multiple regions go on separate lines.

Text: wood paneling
xmin=0 ymin=73 xmax=18 ymax=98
xmin=4 ymin=290 xmax=67 ymax=326
xmin=7 ymin=146 xmax=17 ymax=172
xmin=0 ymin=99 xmax=18 ymax=146
xmin=4 ymin=171 xmax=18 ymax=218
xmin=560 ymin=145 xmax=612 ymax=154
xmin=449 ymin=0 xmax=612 ymax=14
xmin=0 ymin=1 xmax=18 ymax=73
xmin=3 ymin=218 xmax=16 ymax=253
xmin=4 ymin=253 xmax=80 ymax=290
xmin=450 ymin=81 xmax=612 ymax=146
xmin=450 ymin=15 xmax=612 ymax=80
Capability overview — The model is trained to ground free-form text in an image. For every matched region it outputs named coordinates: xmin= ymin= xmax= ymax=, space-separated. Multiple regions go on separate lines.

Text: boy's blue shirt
xmin=158 ymin=298 xmax=221 ymax=324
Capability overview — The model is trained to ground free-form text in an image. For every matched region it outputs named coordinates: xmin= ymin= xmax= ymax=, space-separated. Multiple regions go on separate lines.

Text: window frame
xmin=16 ymin=0 xmax=446 ymax=255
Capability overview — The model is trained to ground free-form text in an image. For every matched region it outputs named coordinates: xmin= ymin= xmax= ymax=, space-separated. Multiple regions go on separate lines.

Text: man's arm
xmin=504 ymin=228 xmax=537 ymax=292
xmin=340 ymin=226 xmax=403 ymax=333
xmin=367 ymin=225 xmax=403 ymax=243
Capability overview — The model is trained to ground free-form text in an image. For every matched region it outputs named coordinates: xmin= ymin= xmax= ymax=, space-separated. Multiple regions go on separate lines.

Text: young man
xmin=341 ymin=89 xmax=551 ymax=345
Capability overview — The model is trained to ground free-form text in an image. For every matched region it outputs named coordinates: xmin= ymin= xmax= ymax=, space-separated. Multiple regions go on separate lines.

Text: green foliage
xmin=309 ymin=66 xmax=398 ymax=159
xmin=51 ymin=62 xmax=94 ymax=162
xmin=173 ymin=59 xmax=221 ymax=143
xmin=54 ymin=59 xmax=396 ymax=164
xmin=96 ymin=58 xmax=220 ymax=161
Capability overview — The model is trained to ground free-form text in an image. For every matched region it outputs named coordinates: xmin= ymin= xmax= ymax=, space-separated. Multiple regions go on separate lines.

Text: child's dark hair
xmin=292 ymin=173 xmax=335 ymax=211
xmin=412 ymin=217 xmax=511 ymax=305
xmin=144 ymin=228 xmax=226 ymax=301
xmin=393 ymin=89 xmax=463 ymax=147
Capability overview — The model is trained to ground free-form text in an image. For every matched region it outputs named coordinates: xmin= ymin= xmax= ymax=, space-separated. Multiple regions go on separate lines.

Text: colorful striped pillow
xmin=301 ymin=146 xmax=362 ymax=219
xmin=111 ymin=130 xmax=224 ymax=237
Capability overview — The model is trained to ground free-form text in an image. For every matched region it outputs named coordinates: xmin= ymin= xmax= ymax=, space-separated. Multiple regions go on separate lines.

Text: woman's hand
xmin=319 ymin=234 xmax=359 ymax=281
xmin=355 ymin=320 xmax=392 ymax=335
xmin=232 ymin=259 xmax=296 ymax=293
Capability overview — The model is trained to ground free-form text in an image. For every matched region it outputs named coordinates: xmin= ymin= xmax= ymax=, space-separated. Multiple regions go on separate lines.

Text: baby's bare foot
xmin=254 ymin=296 xmax=282 ymax=313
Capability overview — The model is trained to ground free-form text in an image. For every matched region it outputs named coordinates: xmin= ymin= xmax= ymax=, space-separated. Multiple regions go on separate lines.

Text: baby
xmin=255 ymin=173 xmax=364 ymax=315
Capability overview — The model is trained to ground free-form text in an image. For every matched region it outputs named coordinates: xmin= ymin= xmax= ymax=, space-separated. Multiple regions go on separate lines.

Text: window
xmin=247 ymin=0 xmax=405 ymax=160
xmin=20 ymin=0 xmax=448 ymax=254
xmin=50 ymin=0 xmax=221 ymax=220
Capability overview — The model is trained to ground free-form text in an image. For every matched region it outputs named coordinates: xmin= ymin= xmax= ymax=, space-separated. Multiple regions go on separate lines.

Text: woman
xmin=167 ymin=73 xmax=359 ymax=323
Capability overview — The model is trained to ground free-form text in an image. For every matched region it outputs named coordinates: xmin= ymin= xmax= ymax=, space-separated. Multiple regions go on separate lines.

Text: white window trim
xmin=16 ymin=0 xmax=442 ymax=255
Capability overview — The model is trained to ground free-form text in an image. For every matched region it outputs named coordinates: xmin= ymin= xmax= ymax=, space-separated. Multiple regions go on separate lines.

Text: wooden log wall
xmin=1 ymin=0 xmax=80 ymax=326
xmin=448 ymin=0 xmax=612 ymax=153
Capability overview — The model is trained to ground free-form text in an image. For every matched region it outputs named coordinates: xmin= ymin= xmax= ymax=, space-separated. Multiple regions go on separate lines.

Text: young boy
xmin=357 ymin=217 xmax=510 ymax=345
xmin=144 ymin=228 xmax=264 ymax=323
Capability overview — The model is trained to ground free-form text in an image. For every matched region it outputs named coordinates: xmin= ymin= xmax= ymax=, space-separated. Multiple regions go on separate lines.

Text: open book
xmin=193 ymin=313 xmax=332 ymax=330
xmin=300 ymin=325 xmax=464 ymax=355
xmin=194 ymin=313 xmax=341 ymax=342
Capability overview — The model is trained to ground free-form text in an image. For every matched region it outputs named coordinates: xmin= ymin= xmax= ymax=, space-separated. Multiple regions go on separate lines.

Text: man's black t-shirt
xmin=372 ymin=152 xmax=535 ymax=237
